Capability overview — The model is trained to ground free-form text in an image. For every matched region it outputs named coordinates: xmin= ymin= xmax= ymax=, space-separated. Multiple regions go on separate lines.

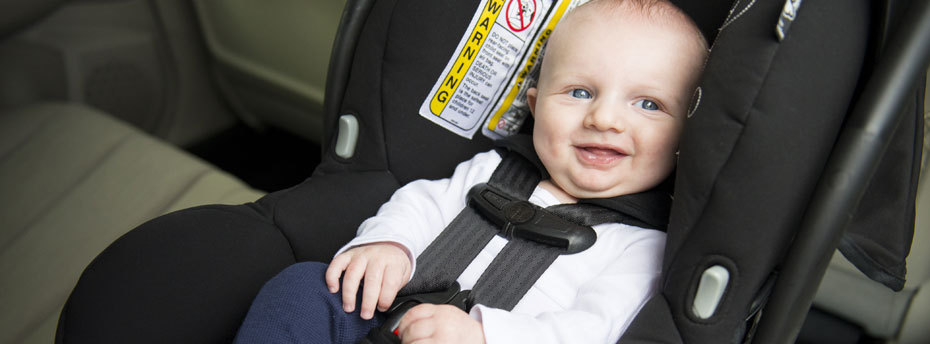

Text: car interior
xmin=0 ymin=0 xmax=928 ymax=343
xmin=1 ymin=0 xmax=342 ymax=342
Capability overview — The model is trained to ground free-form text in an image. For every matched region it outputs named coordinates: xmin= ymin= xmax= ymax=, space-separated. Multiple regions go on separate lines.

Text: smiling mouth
xmin=574 ymin=145 xmax=627 ymax=166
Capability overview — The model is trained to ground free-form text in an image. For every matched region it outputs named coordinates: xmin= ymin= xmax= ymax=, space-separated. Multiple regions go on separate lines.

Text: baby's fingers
xmin=378 ymin=263 xmax=406 ymax=312
xmin=360 ymin=264 xmax=384 ymax=320
xmin=325 ymin=254 xmax=352 ymax=293
xmin=340 ymin=257 xmax=368 ymax=313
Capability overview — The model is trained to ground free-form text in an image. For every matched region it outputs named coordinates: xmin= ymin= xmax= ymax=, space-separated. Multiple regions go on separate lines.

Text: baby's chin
xmin=552 ymin=178 xmax=632 ymax=201
xmin=566 ymin=176 xmax=666 ymax=199
xmin=566 ymin=187 xmax=629 ymax=200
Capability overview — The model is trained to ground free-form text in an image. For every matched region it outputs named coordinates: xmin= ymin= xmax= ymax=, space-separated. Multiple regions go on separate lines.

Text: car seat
xmin=57 ymin=0 xmax=928 ymax=343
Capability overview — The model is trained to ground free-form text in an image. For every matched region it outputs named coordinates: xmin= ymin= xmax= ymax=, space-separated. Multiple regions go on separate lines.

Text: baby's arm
xmin=325 ymin=242 xmax=412 ymax=320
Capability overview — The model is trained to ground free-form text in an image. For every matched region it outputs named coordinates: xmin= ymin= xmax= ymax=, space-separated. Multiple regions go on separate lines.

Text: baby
xmin=235 ymin=0 xmax=707 ymax=343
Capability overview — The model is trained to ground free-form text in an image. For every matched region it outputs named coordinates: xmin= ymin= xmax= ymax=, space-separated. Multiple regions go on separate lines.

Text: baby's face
xmin=528 ymin=8 xmax=704 ymax=199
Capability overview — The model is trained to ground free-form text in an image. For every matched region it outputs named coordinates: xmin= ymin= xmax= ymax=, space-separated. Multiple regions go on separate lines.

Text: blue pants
xmin=234 ymin=262 xmax=385 ymax=344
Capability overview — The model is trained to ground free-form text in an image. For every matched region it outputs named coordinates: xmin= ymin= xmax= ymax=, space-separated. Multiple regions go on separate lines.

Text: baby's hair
xmin=578 ymin=0 xmax=708 ymax=53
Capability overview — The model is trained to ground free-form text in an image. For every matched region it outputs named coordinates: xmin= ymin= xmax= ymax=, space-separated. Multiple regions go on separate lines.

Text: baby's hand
xmin=325 ymin=242 xmax=412 ymax=320
xmin=396 ymin=304 xmax=485 ymax=344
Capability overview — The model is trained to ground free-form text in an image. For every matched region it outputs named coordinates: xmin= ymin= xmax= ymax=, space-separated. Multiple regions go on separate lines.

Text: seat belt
xmin=362 ymin=135 xmax=671 ymax=343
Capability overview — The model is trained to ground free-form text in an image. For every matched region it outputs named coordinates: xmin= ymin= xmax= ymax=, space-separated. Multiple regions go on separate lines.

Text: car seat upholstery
xmin=810 ymin=71 xmax=930 ymax=343
xmin=0 ymin=103 xmax=263 ymax=343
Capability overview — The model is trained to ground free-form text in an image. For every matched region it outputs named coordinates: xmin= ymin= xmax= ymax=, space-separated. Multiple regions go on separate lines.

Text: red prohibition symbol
xmin=506 ymin=0 xmax=537 ymax=32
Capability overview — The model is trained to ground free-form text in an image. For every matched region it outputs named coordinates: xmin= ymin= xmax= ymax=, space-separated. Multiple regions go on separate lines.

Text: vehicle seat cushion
xmin=0 ymin=102 xmax=263 ymax=343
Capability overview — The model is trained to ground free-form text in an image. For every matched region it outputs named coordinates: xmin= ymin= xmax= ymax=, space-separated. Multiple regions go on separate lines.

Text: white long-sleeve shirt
xmin=338 ymin=150 xmax=666 ymax=343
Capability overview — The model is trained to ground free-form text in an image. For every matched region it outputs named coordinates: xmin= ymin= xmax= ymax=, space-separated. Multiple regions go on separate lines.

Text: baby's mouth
xmin=574 ymin=144 xmax=627 ymax=165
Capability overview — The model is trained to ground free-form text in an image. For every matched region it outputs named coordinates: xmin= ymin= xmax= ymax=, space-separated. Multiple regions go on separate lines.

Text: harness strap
xmin=468 ymin=238 xmax=561 ymax=310
xmin=468 ymin=203 xmax=630 ymax=310
xmin=398 ymin=151 xmax=540 ymax=297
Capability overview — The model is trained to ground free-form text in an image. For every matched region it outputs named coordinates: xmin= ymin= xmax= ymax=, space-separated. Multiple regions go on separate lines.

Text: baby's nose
xmin=584 ymin=105 xmax=626 ymax=133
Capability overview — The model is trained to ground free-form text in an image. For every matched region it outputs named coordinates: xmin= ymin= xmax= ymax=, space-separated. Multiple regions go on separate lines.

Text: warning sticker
xmin=419 ymin=0 xmax=589 ymax=139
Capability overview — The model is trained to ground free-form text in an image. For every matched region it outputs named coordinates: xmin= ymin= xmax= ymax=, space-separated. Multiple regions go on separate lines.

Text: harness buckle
xmin=468 ymin=183 xmax=596 ymax=254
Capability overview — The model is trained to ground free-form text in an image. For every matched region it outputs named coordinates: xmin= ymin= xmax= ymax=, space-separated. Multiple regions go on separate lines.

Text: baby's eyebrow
xmin=636 ymin=87 xmax=676 ymax=106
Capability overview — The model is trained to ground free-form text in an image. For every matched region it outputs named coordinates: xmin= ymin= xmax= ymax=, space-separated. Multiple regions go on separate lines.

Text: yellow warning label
xmin=429 ymin=0 xmax=505 ymax=116
xmin=487 ymin=0 xmax=573 ymax=131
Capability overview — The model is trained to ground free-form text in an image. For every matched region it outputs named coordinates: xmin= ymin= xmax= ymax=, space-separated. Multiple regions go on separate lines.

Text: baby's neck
xmin=538 ymin=180 xmax=578 ymax=204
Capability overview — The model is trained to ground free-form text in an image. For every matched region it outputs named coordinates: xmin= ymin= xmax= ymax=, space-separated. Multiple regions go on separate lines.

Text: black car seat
xmin=57 ymin=0 xmax=927 ymax=343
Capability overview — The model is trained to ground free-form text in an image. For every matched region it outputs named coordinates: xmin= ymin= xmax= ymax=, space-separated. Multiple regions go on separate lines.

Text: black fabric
xmin=495 ymin=134 xmax=548 ymax=179
xmin=578 ymin=186 xmax=672 ymax=231
xmin=58 ymin=205 xmax=296 ymax=343
xmin=669 ymin=0 xmax=733 ymax=44
xmin=837 ymin=59 xmax=925 ymax=291
xmin=270 ymin=172 xmax=400 ymax=262
xmin=58 ymin=171 xmax=399 ymax=343
xmin=620 ymin=0 xmax=872 ymax=343
xmin=326 ymin=0 xmax=496 ymax=184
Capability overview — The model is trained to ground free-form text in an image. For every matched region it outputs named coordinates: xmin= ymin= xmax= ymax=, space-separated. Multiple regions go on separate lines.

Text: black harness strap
xmin=467 ymin=202 xmax=635 ymax=310
xmin=398 ymin=151 xmax=541 ymax=297
xmin=468 ymin=238 xmax=561 ymax=310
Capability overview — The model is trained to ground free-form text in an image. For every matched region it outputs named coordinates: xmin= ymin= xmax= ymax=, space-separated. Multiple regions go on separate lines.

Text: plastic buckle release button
xmin=335 ymin=114 xmax=359 ymax=159
xmin=692 ymin=265 xmax=730 ymax=319
xmin=503 ymin=202 xmax=536 ymax=224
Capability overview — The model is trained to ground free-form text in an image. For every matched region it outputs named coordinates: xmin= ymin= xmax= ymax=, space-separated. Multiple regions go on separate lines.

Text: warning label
xmin=419 ymin=0 xmax=589 ymax=139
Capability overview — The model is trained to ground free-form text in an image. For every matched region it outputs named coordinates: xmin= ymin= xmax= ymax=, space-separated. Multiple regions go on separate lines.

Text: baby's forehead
xmin=555 ymin=0 xmax=703 ymax=44
xmin=548 ymin=2 xmax=706 ymax=64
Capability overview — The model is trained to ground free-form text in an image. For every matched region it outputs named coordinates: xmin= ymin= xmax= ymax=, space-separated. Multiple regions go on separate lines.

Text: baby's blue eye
xmin=635 ymin=99 xmax=660 ymax=111
xmin=571 ymin=89 xmax=592 ymax=99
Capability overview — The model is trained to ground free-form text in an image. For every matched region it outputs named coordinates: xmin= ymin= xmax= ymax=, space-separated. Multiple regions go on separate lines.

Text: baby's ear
xmin=526 ymin=87 xmax=538 ymax=117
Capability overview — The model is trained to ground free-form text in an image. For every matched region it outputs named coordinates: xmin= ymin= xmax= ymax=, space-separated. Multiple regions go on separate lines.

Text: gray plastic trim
xmin=335 ymin=114 xmax=359 ymax=159
xmin=693 ymin=265 xmax=730 ymax=319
